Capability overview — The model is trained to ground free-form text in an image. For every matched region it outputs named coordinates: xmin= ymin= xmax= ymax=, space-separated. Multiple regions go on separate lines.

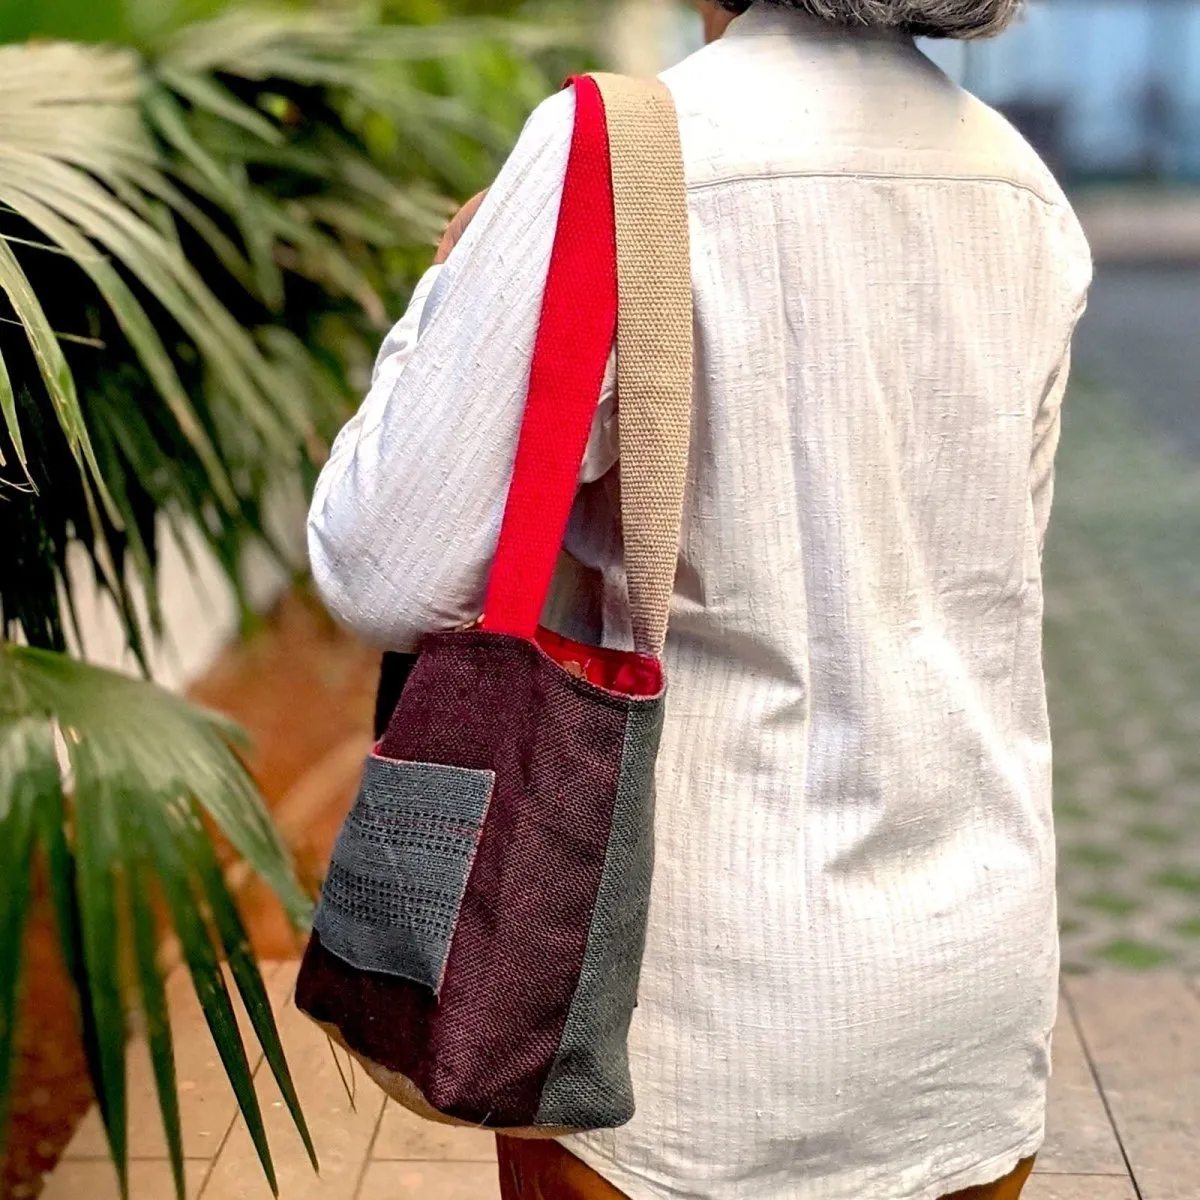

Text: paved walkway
xmin=1048 ymin=267 xmax=1200 ymax=971
xmin=1072 ymin=268 xmax=1200 ymax=459
xmin=43 ymin=963 xmax=1200 ymax=1199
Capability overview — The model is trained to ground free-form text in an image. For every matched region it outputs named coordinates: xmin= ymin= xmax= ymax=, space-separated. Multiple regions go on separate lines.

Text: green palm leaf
xmin=70 ymin=741 xmax=131 ymax=1191
xmin=0 ymin=231 xmax=114 ymax=508
xmin=155 ymin=63 xmax=282 ymax=145
xmin=0 ymin=39 xmax=296 ymax=636
xmin=125 ymin=782 xmax=285 ymax=1198
xmin=160 ymin=9 xmax=575 ymax=76
xmin=0 ymin=644 xmax=313 ymax=1198
xmin=0 ymin=717 xmax=55 ymax=1145
xmin=128 ymin=855 xmax=186 ymax=1200
xmin=4 ymin=186 xmax=239 ymax=510
xmin=0 ymin=345 xmax=20 ymax=469
xmin=0 ymin=11 xmax=574 ymax=656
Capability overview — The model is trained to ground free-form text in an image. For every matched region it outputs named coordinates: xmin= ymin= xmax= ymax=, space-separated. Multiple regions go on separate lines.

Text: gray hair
xmin=717 ymin=0 xmax=1023 ymax=40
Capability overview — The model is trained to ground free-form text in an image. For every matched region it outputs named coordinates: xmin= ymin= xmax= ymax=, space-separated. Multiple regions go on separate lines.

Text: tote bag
xmin=296 ymin=71 xmax=693 ymax=1137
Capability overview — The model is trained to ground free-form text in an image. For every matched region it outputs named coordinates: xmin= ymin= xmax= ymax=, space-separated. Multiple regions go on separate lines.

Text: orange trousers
xmin=497 ymin=1138 xmax=1036 ymax=1200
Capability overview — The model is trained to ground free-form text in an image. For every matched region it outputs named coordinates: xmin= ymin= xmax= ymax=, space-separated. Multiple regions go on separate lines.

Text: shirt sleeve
xmin=1030 ymin=346 xmax=1068 ymax=558
xmin=307 ymin=87 xmax=618 ymax=649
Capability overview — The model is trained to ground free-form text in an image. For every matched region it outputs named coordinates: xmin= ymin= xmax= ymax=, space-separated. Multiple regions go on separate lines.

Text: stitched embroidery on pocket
xmin=313 ymin=756 xmax=495 ymax=992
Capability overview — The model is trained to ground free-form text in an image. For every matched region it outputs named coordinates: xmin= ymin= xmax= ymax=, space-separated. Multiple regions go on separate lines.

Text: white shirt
xmin=308 ymin=7 xmax=1092 ymax=1199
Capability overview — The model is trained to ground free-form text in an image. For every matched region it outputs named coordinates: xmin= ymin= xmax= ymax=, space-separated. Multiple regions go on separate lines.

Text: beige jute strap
xmin=589 ymin=73 xmax=694 ymax=658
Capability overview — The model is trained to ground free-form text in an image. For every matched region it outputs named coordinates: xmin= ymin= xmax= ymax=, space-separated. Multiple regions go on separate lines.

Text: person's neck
xmin=701 ymin=3 xmax=738 ymax=43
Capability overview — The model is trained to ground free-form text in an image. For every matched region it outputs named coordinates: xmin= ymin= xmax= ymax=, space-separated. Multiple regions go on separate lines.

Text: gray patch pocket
xmin=314 ymin=755 xmax=494 ymax=993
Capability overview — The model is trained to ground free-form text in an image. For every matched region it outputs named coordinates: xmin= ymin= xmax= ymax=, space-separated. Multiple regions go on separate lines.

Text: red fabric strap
xmin=481 ymin=76 xmax=617 ymax=640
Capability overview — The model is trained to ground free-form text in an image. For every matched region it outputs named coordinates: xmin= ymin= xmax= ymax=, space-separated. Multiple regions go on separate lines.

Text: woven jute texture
xmin=298 ymin=630 xmax=638 ymax=1129
xmin=590 ymin=73 xmax=694 ymax=657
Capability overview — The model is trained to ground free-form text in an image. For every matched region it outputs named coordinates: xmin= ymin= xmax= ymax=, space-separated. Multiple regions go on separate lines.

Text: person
xmin=307 ymin=0 xmax=1092 ymax=1197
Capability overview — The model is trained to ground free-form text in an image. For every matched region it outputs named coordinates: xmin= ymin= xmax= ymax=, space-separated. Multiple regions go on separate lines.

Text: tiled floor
xmin=1049 ymin=272 xmax=1200 ymax=971
xmin=45 ymin=963 xmax=1200 ymax=1199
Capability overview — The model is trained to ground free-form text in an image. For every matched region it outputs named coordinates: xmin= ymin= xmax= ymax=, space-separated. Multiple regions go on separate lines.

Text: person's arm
xmin=1031 ymin=345 xmax=1069 ymax=558
xmin=1032 ymin=204 xmax=1092 ymax=557
xmin=308 ymin=88 xmax=617 ymax=649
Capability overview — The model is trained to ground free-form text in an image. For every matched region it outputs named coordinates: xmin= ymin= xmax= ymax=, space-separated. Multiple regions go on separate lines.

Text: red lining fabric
xmin=535 ymin=627 xmax=663 ymax=697
xmin=482 ymin=76 xmax=620 ymax=645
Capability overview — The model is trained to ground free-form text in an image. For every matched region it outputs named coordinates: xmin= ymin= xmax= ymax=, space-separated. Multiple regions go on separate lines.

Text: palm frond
xmin=0 ymin=346 xmax=20 ymax=470
xmin=0 ymin=10 xmax=577 ymax=656
xmin=0 ymin=226 xmax=112 ymax=508
xmin=128 ymin=854 xmax=186 ymax=1199
xmin=0 ymin=717 xmax=55 ymax=1146
xmin=0 ymin=643 xmax=313 ymax=1199
xmin=0 ymin=41 xmax=270 ymax=631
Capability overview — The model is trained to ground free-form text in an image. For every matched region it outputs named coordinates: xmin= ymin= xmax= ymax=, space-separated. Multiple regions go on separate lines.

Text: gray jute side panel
xmin=536 ymin=696 xmax=665 ymax=1129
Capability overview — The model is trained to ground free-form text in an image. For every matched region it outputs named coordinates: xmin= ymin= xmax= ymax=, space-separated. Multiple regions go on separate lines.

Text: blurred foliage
xmin=0 ymin=3 xmax=587 ymax=658
xmin=0 ymin=5 xmax=591 ymax=1196
xmin=0 ymin=0 xmax=236 ymax=46
xmin=0 ymin=0 xmax=590 ymax=49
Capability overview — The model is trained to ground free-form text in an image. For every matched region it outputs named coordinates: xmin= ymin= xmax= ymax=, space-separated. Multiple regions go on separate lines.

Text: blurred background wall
xmin=924 ymin=1 xmax=1200 ymax=184
xmin=651 ymin=0 xmax=1200 ymax=187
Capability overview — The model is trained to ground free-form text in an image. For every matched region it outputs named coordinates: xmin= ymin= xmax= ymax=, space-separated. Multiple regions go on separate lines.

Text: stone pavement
xmin=43 ymin=963 xmax=1200 ymax=1199
xmin=1048 ymin=267 xmax=1200 ymax=971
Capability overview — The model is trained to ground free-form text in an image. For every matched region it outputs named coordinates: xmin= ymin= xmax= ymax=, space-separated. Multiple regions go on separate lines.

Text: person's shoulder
xmin=955 ymin=90 xmax=1092 ymax=281
xmin=954 ymin=89 xmax=1070 ymax=207
xmin=916 ymin=88 xmax=1089 ymax=308
xmin=513 ymin=87 xmax=577 ymax=158
xmin=477 ymin=87 xmax=576 ymax=213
